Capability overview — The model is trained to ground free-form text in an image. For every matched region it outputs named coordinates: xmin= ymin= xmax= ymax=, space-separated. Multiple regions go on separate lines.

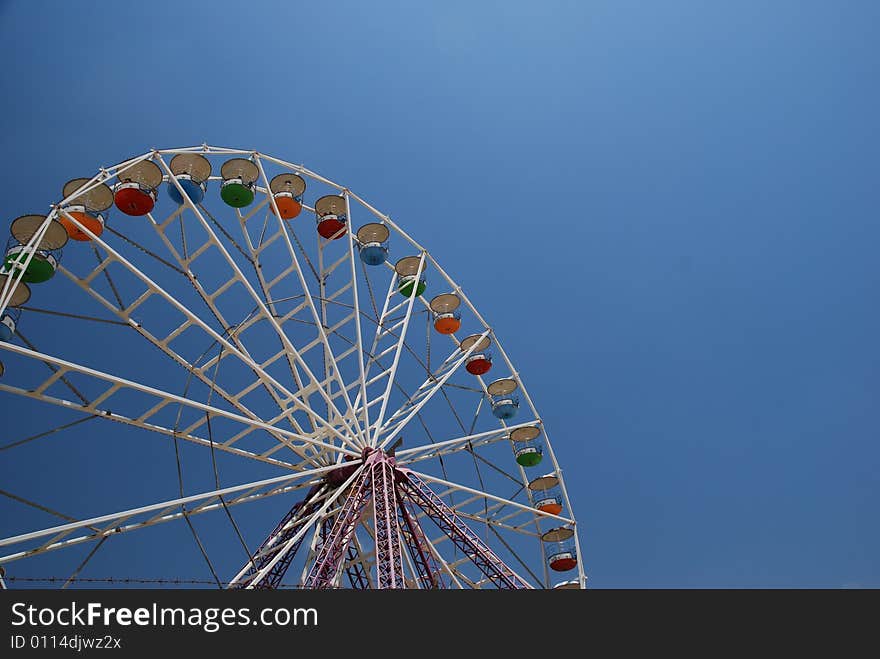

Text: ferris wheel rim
xmin=0 ymin=144 xmax=584 ymax=589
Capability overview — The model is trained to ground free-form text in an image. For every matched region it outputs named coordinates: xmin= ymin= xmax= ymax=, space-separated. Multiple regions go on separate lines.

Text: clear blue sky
xmin=0 ymin=0 xmax=878 ymax=588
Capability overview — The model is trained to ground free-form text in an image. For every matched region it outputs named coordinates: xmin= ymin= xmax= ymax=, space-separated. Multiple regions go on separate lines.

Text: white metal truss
xmin=0 ymin=463 xmax=343 ymax=564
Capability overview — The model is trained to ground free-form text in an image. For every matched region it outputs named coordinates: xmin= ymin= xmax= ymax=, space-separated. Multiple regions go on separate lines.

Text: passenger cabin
xmin=166 ymin=153 xmax=211 ymax=205
xmin=488 ymin=377 xmax=519 ymax=420
xmin=0 ymin=307 xmax=20 ymax=342
xmin=0 ymin=274 xmax=31 ymax=309
xmin=314 ymin=195 xmax=348 ymax=240
xmin=4 ymin=214 xmax=69 ymax=284
xmin=220 ymin=158 xmax=259 ymax=208
xmin=459 ymin=334 xmax=492 ymax=375
xmin=395 ymin=255 xmax=426 ymax=297
xmin=429 ymin=292 xmax=461 ymax=335
xmin=269 ymin=173 xmax=306 ymax=219
xmin=356 ymin=223 xmax=389 ymax=265
xmin=510 ymin=425 xmax=543 ymax=467
xmin=114 ymin=160 xmax=163 ymax=216
xmin=541 ymin=526 xmax=578 ymax=572
xmin=528 ymin=473 xmax=563 ymax=516
xmin=59 ymin=178 xmax=113 ymax=241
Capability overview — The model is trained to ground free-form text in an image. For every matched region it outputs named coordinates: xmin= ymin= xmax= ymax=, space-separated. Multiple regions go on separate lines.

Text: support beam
xmin=0 ymin=464 xmax=342 ymax=564
xmin=398 ymin=469 xmax=532 ymax=589
xmin=398 ymin=495 xmax=444 ymax=589
xmin=372 ymin=456 xmax=404 ymax=588
xmin=304 ymin=457 xmax=375 ymax=588
xmin=229 ymin=484 xmax=326 ymax=589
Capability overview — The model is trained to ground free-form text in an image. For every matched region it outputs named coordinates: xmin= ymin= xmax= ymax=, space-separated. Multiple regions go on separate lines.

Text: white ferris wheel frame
xmin=0 ymin=145 xmax=586 ymax=589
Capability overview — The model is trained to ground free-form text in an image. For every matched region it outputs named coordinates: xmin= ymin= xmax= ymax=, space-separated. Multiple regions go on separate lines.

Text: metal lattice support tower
xmin=230 ymin=484 xmax=323 ymax=589
xmin=319 ymin=517 xmax=370 ymax=589
xmin=305 ymin=462 xmax=374 ymax=589
xmin=372 ymin=455 xmax=404 ymax=588
xmin=398 ymin=470 xmax=532 ymax=589
xmin=398 ymin=495 xmax=445 ymax=589
xmin=344 ymin=544 xmax=371 ymax=589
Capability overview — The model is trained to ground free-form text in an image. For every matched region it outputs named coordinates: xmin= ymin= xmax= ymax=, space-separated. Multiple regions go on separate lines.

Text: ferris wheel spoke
xmin=446 ymin=555 xmax=494 ymax=589
xmin=339 ymin=193 xmax=370 ymax=445
xmin=0 ymin=168 xmax=151 ymax=315
xmin=420 ymin=490 xmax=540 ymax=538
xmin=137 ymin=201 xmax=315 ymax=442
xmin=230 ymin=211 xmax=318 ymax=437
xmin=394 ymin=421 xmax=536 ymax=466
xmin=285 ymin=306 xmax=434 ymax=438
xmin=239 ymin=228 xmax=364 ymax=447
xmin=484 ymin=523 xmax=546 ymax=588
xmin=428 ymin=499 xmax=548 ymax=588
xmin=398 ymin=496 xmax=446 ymax=588
xmin=409 ymin=470 xmax=575 ymax=527
xmin=260 ymin=305 xmax=364 ymax=434
xmin=246 ymin=463 xmax=366 ymax=588
xmin=427 ymin=526 xmax=539 ymax=590
xmin=293 ymin=513 xmax=333 ymax=587
xmin=230 ymin=206 xmax=348 ymax=440
xmin=333 ymin=516 xmax=379 ymax=589
xmin=227 ymin=485 xmax=339 ymax=589
xmin=397 ymin=470 xmax=531 ymax=589
xmin=416 ymin=532 xmax=467 ymax=589
xmin=0 ymin=341 xmax=357 ymax=466
xmin=0 ymin=463 xmax=343 ymax=565
xmin=420 ymin=537 xmax=489 ymax=589
xmin=465 ymin=441 xmax=525 ymax=488
xmin=31 ymin=285 xmax=325 ymax=468
xmin=457 ymin=506 xmax=540 ymax=538
xmin=397 ymin=527 xmax=420 ymax=588
xmin=54 ymin=215 xmax=361 ymax=456
xmin=250 ymin=156 xmax=369 ymax=447
xmin=153 ymin=156 xmax=367 ymax=448
xmin=311 ymin=242 xmax=366 ymax=445
xmin=444 ymin=488 xmax=571 ymax=536
xmin=369 ymin=253 xmax=426 ymax=446
xmin=351 ymin=268 xmax=398 ymax=423
xmin=346 ymin=529 xmax=377 ymax=589
xmin=0 ymin=381 xmax=314 ymax=471
xmin=373 ymin=343 xmax=467 ymax=435
xmin=376 ymin=328 xmax=491 ymax=450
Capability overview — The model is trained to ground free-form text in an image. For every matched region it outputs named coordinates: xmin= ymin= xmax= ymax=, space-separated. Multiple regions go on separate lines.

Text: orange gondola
xmin=58 ymin=178 xmax=113 ymax=241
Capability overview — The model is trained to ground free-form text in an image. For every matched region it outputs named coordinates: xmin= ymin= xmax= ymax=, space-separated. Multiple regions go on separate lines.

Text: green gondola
xmin=3 ymin=247 xmax=57 ymax=283
xmin=515 ymin=447 xmax=544 ymax=467
xmin=398 ymin=275 xmax=426 ymax=297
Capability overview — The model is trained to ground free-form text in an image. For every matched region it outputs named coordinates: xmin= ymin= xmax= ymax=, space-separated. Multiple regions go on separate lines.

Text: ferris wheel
xmin=0 ymin=145 xmax=585 ymax=590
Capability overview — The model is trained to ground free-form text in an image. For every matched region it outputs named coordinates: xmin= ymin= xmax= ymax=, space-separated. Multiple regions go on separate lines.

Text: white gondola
xmin=488 ymin=377 xmax=519 ymax=420
xmin=510 ymin=425 xmax=543 ymax=467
